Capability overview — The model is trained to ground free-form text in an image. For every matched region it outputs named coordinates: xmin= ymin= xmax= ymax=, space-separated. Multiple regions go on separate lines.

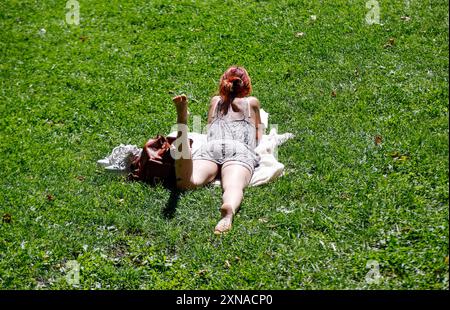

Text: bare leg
xmin=172 ymin=95 xmax=218 ymax=189
xmin=214 ymin=163 xmax=252 ymax=234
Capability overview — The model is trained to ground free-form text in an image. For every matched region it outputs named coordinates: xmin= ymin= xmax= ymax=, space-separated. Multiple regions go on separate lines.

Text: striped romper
xmin=193 ymin=97 xmax=260 ymax=175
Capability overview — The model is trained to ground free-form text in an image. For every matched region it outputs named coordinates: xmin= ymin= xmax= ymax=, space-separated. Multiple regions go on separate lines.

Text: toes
xmin=214 ymin=217 xmax=232 ymax=234
xmin=172 ymin=95 xmax=188 ymax=105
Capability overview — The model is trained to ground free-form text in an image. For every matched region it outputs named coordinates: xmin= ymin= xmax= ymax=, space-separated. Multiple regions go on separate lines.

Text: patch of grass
xmin=0 ymin=0 xmax=448 ymax=289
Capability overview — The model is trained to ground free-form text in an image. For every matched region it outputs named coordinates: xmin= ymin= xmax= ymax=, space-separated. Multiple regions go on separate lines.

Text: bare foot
xmin=172 ymin=94 xmax=188 ymax=110
xmin=172 ymin=94 xmax=188 ymax=124
xmin=214 ymin=204 xmax=234 ymax=235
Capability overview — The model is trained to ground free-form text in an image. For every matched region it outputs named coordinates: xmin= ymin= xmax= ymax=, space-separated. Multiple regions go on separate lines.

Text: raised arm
xmin=207 ymin=96 xmax=221 ymax=124
xmin=249 ymin=97 xmax=263 ymax=144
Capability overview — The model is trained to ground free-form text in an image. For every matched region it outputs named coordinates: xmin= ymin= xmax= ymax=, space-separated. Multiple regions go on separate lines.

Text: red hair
xmin=218 ymin=66 xmax=252 ymax=105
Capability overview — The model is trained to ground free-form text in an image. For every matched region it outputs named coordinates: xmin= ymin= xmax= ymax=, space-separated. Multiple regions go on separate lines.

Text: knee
xmin=222 ymin=183 xmax=245 ymax=194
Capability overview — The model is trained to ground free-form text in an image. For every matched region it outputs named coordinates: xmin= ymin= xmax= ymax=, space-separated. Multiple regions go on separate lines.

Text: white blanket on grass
xmin=98 ymin=109 xmax=294 ymax=187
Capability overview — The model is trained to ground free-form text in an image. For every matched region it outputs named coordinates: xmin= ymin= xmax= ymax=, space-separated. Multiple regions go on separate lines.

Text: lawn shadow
xmin=162 ymin=188 xmax=181 ymax=219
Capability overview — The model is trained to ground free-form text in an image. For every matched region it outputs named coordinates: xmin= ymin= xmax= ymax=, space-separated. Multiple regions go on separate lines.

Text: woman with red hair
xmin=172 ymin=66 xmax=262 ymax=234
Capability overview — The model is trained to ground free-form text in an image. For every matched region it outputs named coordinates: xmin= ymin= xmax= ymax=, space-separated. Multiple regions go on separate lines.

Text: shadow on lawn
xmin=161 ymin=188 xmax=181 ymax=219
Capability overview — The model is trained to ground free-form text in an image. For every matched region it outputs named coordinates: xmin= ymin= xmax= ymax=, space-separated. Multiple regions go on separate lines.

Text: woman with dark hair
xmin=172 ymin=66 xmax=262 ymax=234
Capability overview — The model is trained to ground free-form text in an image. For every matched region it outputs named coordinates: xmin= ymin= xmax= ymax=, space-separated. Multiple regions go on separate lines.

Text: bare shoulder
xmin=211 ymin=96 xmax=221 ymax=104
xmin=209 ymin=96 xmax=221 ymax=108
xmin=247 ymin=96 xmax=261 ymax=109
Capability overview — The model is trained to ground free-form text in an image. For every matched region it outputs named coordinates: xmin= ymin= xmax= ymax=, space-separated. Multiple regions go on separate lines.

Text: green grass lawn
xmin=0 ymin=0 xmax=448 ymax=289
